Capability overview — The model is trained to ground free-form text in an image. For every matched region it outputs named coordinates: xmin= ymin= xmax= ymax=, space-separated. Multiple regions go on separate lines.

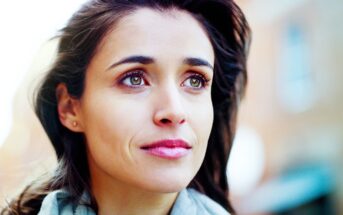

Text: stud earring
xmin=72 ymin=121 xmax=78 ymax=127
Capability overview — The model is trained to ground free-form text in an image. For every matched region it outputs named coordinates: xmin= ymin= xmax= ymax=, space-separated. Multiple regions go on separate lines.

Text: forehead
xmin=96 ymin=7 xmax=214 ymax=63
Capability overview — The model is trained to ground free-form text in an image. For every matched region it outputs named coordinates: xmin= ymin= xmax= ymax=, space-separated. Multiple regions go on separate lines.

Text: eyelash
xmin=118 ymin=70 xmax=147 ymax=88
xmin=183 ymin=72 xmax=211 ymax=89
xmin=118 ymin=69 xmax=210 ymax=89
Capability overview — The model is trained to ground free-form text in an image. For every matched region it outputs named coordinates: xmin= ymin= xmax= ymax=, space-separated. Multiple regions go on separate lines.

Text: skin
xmin=57 ymin=8 xmax=215 ymax=215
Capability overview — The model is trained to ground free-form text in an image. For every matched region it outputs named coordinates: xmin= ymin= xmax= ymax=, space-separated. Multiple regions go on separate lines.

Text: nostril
xmin=159 ymin=118 xmax=185 ymax=125
xmin=160 ymin=118 xmax=171 ymax=124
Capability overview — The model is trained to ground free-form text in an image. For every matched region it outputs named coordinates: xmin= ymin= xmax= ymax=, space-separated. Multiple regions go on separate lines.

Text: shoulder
xmin=171 ymin=188 xmax=230 ymax=215
xmin=38 ymin=189 xmax=94 ymax=215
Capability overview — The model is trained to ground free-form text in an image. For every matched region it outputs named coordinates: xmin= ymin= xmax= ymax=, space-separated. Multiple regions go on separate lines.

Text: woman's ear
xmin=56 ymin=83 xmax=84 ymax=132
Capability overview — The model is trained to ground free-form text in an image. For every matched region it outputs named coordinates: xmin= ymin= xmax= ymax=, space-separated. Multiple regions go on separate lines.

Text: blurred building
xmin=231 ymin=0 xmax=343 ymax=214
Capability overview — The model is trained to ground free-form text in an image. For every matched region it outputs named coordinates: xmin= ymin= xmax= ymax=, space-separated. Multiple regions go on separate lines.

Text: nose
xmin=153 ymin=86 xmax=186 ymax=127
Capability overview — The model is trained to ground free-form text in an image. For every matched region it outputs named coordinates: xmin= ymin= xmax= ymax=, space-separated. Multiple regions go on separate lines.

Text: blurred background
xmin=0 ymin=0 xmax=342 ymax=214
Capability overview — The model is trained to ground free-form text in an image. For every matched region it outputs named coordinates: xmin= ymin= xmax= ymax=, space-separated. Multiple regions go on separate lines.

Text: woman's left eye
xmin=182 ymin=73 xmax=209 ymax=89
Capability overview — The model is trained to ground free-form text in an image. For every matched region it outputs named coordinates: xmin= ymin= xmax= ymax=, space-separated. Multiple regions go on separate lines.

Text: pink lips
xmin=140 ymin=139 xmax=192 ymax=159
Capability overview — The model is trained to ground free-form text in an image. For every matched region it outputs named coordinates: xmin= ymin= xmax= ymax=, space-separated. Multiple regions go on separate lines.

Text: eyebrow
xmin=107 ymin=55 xmax=213 ymax=70
xmin=107 ymin=56 xmax=154 ymax=70
xmin=183 ymin=57 xmax=213 ymax=70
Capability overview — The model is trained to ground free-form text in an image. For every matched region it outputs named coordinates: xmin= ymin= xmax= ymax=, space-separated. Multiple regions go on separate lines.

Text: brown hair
xmin=1 ymin=0 xmax=250 ymax=214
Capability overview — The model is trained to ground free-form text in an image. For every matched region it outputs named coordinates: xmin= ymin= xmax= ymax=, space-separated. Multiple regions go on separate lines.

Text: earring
xmin=72 ymin=121 xmax=78 ymax=127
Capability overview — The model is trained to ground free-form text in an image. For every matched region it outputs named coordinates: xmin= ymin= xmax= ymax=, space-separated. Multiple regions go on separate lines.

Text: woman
xmin=1 ymin=0 xmax=250 ymax=214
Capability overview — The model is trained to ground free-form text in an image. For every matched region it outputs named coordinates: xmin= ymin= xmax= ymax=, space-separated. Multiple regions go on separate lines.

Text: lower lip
xmin=143 ymin=147 xmax=191 ymax=159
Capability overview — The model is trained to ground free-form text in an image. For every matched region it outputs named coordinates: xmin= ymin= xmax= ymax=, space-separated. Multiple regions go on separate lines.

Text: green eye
xmin=189 ymin=77 xmax=201 ymax=88
xmin=182 ymin=74 xmax=208 ymax=89
xmin=120 ymin=70 xmax=146 ymax=87
xmin=130 ymin=76 xmax=143 ymax=85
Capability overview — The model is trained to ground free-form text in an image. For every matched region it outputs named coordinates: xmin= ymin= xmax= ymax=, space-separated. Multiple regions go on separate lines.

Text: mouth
xmin=140 ymin=139 xmax=192 ymax=159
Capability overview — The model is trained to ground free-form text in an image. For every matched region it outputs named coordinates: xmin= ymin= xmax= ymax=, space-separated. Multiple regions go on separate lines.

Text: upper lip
xmin=140 ymin=139 xmax=192 ymax=149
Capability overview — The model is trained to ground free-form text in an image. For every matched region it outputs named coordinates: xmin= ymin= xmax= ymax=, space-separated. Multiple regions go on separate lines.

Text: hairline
xmin=92 ymin=6 xmax=215 ymax=69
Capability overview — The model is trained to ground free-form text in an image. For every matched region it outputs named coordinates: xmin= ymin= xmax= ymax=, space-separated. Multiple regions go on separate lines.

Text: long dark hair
xmin=1 ymin=0 xmax=250 ymax=214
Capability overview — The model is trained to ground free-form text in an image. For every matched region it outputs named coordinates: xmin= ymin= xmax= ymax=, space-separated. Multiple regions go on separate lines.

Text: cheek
xmin=189 ymin=98 xmax=214 ymax=141
xmin=80 ymin=92 xmax=139 ymax=147
xmin=186 ymin=97 xmax=213 ymax=166
xmin=80 ymin=94 xmax=148 ymax=168
xmin=82 ymin=91 xmax=145 ymax=129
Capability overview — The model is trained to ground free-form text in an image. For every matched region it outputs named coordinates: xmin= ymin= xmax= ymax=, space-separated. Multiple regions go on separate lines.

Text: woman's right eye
xmin=119 ymin=70 xmax=148 ymax=87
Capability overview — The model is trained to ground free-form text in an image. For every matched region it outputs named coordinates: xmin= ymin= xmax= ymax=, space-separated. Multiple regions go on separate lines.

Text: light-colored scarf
xmin=38 ymin=188 xmax=229 ymax=215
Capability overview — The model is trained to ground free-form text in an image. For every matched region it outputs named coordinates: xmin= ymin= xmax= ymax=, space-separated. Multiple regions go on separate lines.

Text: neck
xmin=88 ymin=160 xmax=178 ymax=215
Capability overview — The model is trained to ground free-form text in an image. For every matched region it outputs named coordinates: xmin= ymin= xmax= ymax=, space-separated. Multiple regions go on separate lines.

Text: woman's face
xmin=76 ymin=8 xmax=214 ymax=192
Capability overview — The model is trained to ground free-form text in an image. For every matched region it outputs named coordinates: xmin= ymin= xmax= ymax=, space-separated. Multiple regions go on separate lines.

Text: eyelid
xmin=117 ymin=69 xmax=149 ymax=87
xmin=182 ymin=71 xmax=211 ymax=89
xmin=185 ymin=69 xmax=212 ymax=81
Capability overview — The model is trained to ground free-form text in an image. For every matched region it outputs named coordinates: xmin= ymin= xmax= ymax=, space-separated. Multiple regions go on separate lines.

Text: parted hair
xmin=1 ymin=0 xmax=250 ymax=214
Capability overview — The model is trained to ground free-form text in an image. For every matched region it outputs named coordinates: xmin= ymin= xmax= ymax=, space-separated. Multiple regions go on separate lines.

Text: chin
xmin=147 ymin=183 xmax=188 ymax=194
xmin=140 ymin=174 xmax=193 ymax=193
